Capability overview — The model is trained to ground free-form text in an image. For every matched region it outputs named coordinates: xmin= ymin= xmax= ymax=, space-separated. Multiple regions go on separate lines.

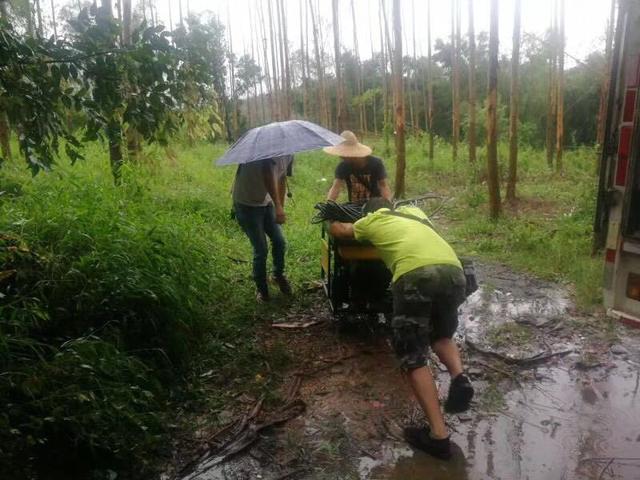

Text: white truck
xmin=595 ymin=0 xmax=640 ymax=327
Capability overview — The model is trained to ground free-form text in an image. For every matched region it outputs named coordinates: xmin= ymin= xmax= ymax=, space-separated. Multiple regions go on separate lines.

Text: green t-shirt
xmin=353 ymin=206 xmax=462 ymax=283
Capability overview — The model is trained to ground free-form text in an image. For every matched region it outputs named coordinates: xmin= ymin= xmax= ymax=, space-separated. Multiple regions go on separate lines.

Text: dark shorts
xmin=391 ymin=264 xmax=466 ymax=370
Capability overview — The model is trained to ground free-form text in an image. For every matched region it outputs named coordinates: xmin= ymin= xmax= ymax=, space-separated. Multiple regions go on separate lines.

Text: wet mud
xmin=181 ymin=263 xmax=640 ymax=480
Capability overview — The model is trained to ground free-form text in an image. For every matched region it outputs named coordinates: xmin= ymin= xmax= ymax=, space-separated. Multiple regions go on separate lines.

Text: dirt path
xmin=181 ymin=263 xmax=640 ymax=480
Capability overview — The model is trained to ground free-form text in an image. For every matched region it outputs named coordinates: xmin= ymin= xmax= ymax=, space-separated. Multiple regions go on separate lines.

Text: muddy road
xmin=179 ymin=264 xmax=640 ymax=480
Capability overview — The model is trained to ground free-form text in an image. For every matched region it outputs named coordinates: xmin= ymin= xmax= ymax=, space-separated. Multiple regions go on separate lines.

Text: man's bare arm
xmin=262 ymin=161 xmax=286 ymax=224
xmin=379 ymin=179 xmax=393 ymax=201
xmin=327 ymin=179 xmax=346 ymax=201
xmin=278 ymin=174 xmax=287 ymax=207
xmin=329 ymin=222 xmax=355 ymax=239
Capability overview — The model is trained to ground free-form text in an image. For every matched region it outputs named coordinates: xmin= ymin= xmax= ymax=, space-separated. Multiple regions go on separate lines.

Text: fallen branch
xmin=272 ymin=320 xmax=321 ymax=329
xmin=466 ymin=339 xmax=573 ymax=367
xmin=181 ymin=399 xmax=306 ymax=480
xmin=580 ymin=457 xmax=640 ymax=464
xmin=474 ymin=359 xmax=527 ymax=401
xmin=598 ymin=458 xmax=615 ymax=480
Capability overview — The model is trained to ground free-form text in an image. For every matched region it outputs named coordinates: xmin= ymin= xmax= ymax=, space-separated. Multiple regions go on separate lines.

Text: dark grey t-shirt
xmin=232 ymin=156 xmax=293 ymax=207
xmin=335 ymin=156 xmax=387 ymax=202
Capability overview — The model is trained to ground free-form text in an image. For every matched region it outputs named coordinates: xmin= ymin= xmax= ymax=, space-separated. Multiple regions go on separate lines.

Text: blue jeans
xmin=234 ymin=203 xmax=287 ymax=293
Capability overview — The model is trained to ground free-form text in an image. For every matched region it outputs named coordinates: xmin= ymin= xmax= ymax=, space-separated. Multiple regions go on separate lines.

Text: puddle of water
xmin=459 ymin=264 xmax=571 ymax=342
xmin=366 ymin=360 xmax=640 ymax=480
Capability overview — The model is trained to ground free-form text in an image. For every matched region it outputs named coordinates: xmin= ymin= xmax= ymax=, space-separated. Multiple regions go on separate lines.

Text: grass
xmin=486 ymin=323 xmax=534 ymax=349
xmin=0 ymin=134 xmax=602 ymax=478
xmin=401 ymin=138 xmax=602 ymax=307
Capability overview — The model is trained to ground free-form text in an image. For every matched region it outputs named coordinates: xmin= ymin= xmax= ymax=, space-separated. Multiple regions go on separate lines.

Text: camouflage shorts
xmin=391 ymin=264 xmax=466 ymax=370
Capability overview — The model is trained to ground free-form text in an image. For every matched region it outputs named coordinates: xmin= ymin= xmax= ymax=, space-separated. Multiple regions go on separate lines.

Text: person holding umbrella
xmin=232 ymin=155 xmax=293 ymax=302
xmin=216 ymin=120 xmax=343 ymax=303
xmin=325 ymin=131 xmax=393 ymax=203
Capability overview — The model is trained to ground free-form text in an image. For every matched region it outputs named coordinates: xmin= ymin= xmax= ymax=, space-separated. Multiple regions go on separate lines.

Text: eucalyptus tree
xmin=392 ymin=0 xmax=405 ymax=198
xmin=506 ymin=0 xmax=521 ymax=202
xmin=487 ymin=0 xmax=501 ymax=218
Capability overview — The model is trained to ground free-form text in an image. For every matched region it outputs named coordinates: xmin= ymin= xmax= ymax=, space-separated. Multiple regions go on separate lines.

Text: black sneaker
xmin=445 ymin=374 xmax=474 ymax=413
xmin=403 ymin=426 xmax=452 ymax=460
xmin=272 ymin=275 xmax=293 ymax=296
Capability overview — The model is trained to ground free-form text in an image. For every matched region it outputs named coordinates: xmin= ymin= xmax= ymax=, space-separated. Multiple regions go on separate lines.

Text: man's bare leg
xmin=432 ymin=337 xmax=474 ymax=413
xmin=431 ymin=337 xmax=463 ymax=378
xmin=406 ymin=366 xmax=448 ymax=439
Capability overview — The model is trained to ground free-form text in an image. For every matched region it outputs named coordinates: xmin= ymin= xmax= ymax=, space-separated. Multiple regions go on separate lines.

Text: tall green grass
xmin=0 ymin=136 xmax=602 ymax=478
xmin=0 ymin=144 xmax=273 ymax=478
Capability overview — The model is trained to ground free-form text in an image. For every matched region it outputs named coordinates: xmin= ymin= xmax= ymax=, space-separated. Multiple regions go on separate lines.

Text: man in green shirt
xmin=329 ymin=198 xmax=474 ymax=460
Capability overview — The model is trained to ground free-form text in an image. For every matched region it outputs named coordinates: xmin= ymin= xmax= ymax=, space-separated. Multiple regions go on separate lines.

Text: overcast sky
xmin=145 ymin=0 xmax=611 ymax=64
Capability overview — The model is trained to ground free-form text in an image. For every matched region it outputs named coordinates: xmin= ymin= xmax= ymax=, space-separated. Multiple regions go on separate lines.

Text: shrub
xmin=0 ymin=150 xmax=233 ymax=477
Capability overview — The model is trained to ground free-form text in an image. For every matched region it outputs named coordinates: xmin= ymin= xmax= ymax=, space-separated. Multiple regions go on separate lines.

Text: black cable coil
xmin=311 ymin=201 xmax=365 ymax=224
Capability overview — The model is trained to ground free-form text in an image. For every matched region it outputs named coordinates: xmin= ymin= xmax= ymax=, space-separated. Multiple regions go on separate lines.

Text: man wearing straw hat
xmin=324 ymin=131 xmax=393 ymax=203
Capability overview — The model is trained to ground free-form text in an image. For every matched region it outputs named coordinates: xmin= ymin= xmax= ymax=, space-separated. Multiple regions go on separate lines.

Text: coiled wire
xmin=311 ymin=201 xmax=365 ymax=224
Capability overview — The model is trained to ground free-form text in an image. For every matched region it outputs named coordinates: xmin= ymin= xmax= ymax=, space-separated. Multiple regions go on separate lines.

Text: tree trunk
xmin=50 ymin=0 xmax=57 ymax=40
xmin=451 ymin=0 xmax=461 ymax=163
xmin=178 ymin=0 xmax=183 ymax=27
xmin=108 ymin=120 xmax=124 ymax=183
xmin=0 ymin=1 xmax=11 ymax=161
xmin=487 ymin=0 xmax=501 ymax=219
xmin=168 ymin=0 xmax=173 ymax=31
xmin=405 ymin=22 xmax=415 ymax=136
xmin=380 ymin=0 xmax=392 ymax=156
xmin=35 ymin=0 xmax=43 ymax=36
xmin=250 ymin=6 xmax=260 ymax=127
xmin=317 ymin=0 xmax=331 ymax=128
xmin=122 ymin=0 xmax=141 ymax=159
xmin=309 ymin=0 xmax=328 ymax=127
xmin=300 ymin=0 xmax=309 ymax=119
xmin=122 ymin=0 xmax=132 ymax=44
xmin=332 ymin=0 xmax=346 ymax=131
xmin=101 ymin=0 xmax=124 ymax=183
xmin=350 ymin=0 xmax=365 ymax=134
xmin=280 ymin=0 xmax=291 ymax=119
xmin=149 ymin=0 xmax=156 ymax=27
xmin=304 ymin=0 xmax=312 ymax=120
xmin=597 ymin=0 xmax=616 ymax=149
xmin=277 ymin=0 xmax=291 ymax=119
xmin=26 ymin=0 xmax=35 ymax=36
xmin=116 ymin=0 xmax=122 ymax=43
xmin=546 ymin=0 xmax=557 ymax=168
xmin=506 ymin=0 xmax=521 ymax=203
xmin=426 ymin=0 xmax=434 ymax=160
xmin=555 ymin=0 xmax=565 ymax=173
xmin=257 ymin=1 xmax=274 ymax=121
xmin=381 ymin=0 xmax=393 ymax=72
xmin=0 ymin=113 xmax=10 ymax=161
xmin=227 ymin=7 xmax=238 ymax=138
xmin=392 ymin=0 xmax=406 ymax=198
xmin=255 ymin=12 xmax=267 ymax=124
xmin=410 ymin=0 xmax=418 ymax=134
xmin=468 ymin=0 xmax=477 ymax=164
xmin=379 ymin=1 xmax=389 ymax=144
xmin=274 ymin=0 xmax=284 ymax=117
xmin=368 ymin=5 xmax=377 ymax=134
xmin=267 ymin=0 xmax=281 ymax=120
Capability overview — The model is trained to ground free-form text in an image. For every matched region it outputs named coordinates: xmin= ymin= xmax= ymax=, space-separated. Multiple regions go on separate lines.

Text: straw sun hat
xmin=323 ymin=130 xmax=372 ymax=158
